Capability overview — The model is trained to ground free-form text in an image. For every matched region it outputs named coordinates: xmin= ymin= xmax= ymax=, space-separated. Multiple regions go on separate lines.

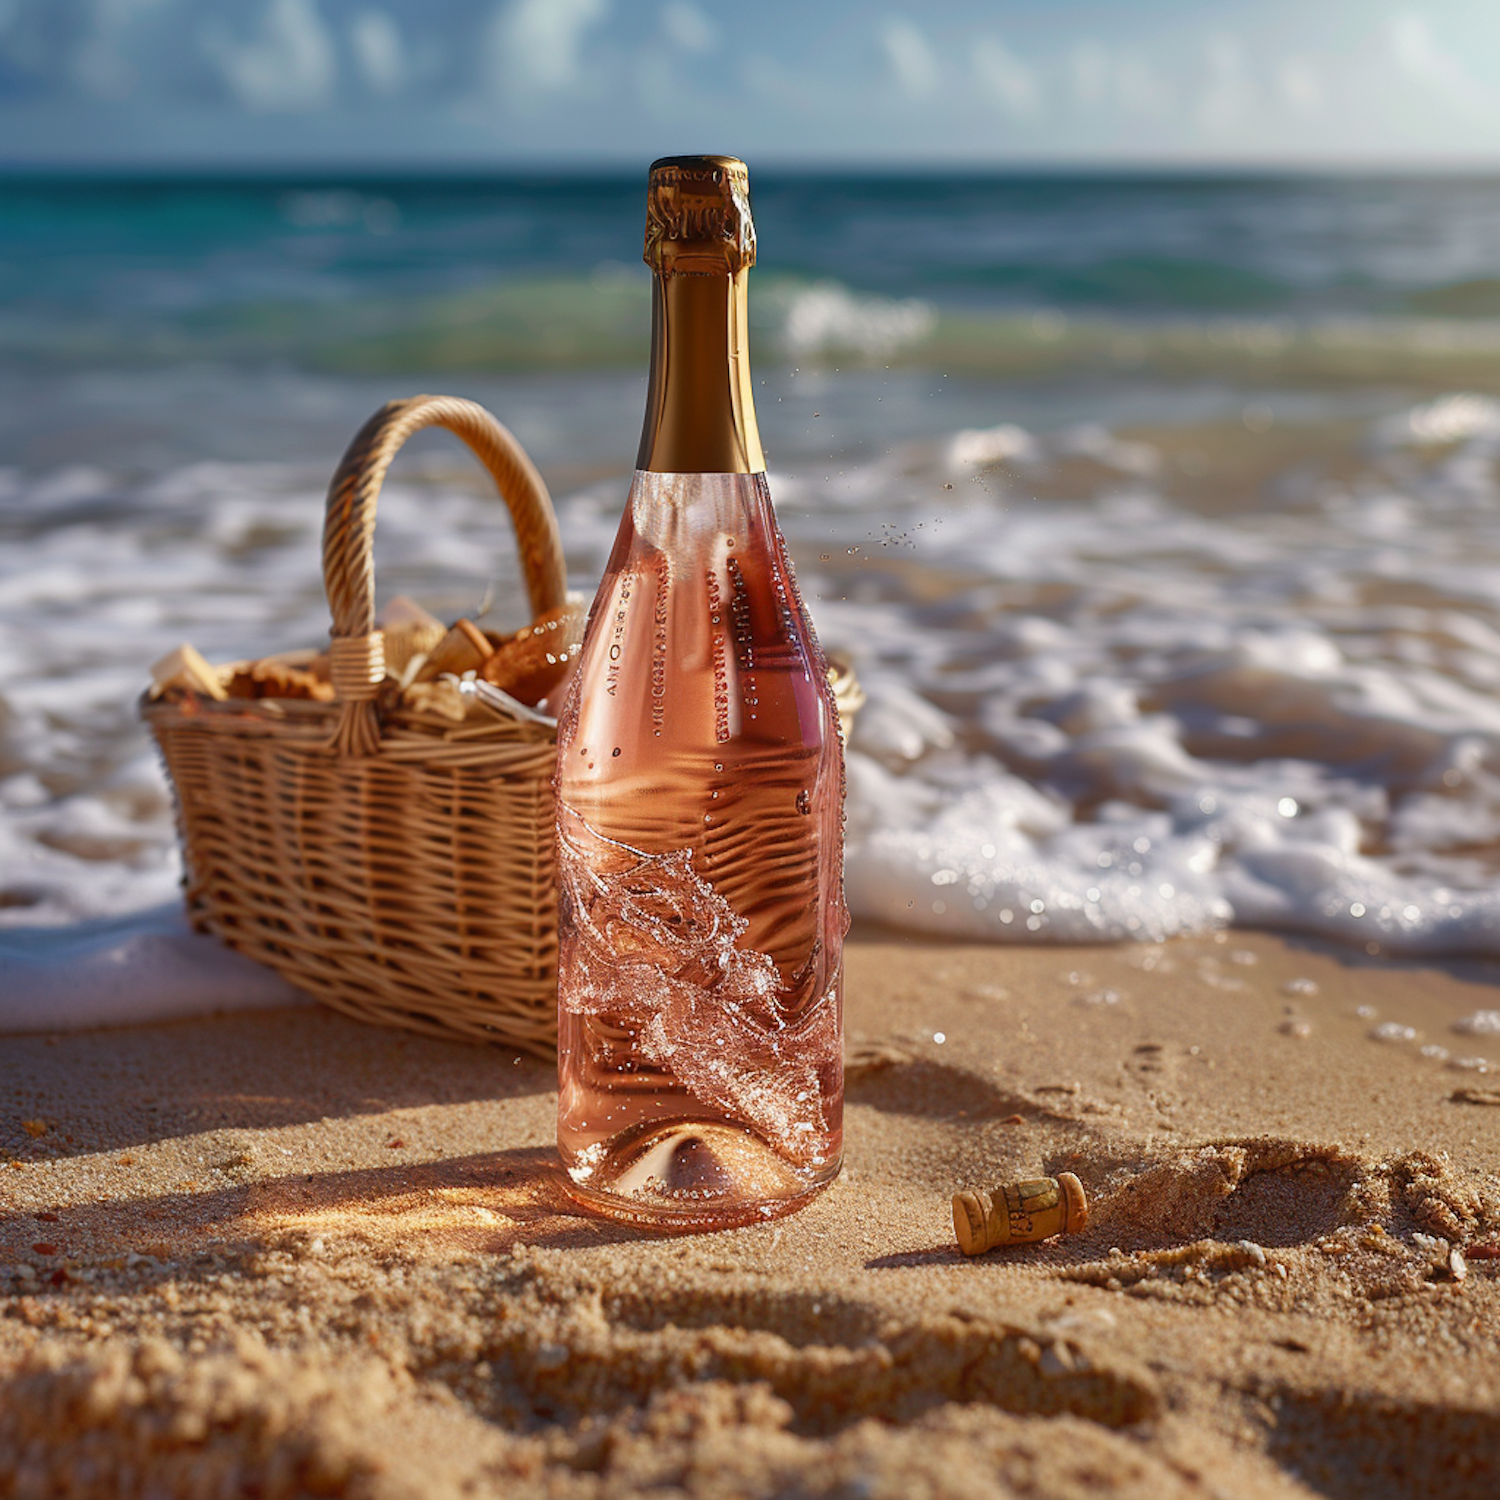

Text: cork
xmin=150 ymin=643 xmax=227 ymax=701
xmin=415 ymin=619 xmax=494 ymax=682
xmin=376 ymin=594 xmax=446 ymax=677
xmin=952 ymin=1172 xmax=1088 ymax=1256
xmin=479 ymin=605 xmax=582 ymax=705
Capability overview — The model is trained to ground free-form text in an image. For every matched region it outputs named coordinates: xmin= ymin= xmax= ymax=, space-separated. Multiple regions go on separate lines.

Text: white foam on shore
xmin=806 ymin=398 xmax=1500 ymax=955
xmin=0 ymin=904 xmax=306 ymax=1030
xmin=8 ymin=396 xmax=1500 ymax=1027
xmin=1454 ymin=1010 xmax=1500 ymax=1035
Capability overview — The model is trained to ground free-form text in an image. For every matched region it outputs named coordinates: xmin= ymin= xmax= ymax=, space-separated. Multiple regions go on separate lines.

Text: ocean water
xmin=7 ymin=172 xmax=1500 ymax=969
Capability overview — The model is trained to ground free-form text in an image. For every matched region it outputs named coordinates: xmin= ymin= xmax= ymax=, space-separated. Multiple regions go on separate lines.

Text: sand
xmin=4 ymin=929 xmax=1500 ymax=1499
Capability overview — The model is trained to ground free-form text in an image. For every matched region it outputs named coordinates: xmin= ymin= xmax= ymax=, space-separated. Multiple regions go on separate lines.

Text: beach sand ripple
xmin=5 ymin=932 xmax=1500 ymax=1497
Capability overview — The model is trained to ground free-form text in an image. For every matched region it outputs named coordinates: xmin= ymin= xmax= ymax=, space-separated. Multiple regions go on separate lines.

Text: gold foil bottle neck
xmin=644 ymin=155 xmax=756 ymax=277
xmin=637 ymin=153 xmax=764 ymax=473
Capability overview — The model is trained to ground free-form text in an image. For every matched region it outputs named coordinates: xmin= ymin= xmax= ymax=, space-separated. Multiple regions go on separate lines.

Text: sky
xmin=2 ymin=0 xmax=1499 ymax=170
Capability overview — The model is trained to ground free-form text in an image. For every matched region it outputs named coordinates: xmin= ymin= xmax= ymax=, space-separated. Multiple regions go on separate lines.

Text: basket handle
xmin=322 ymin=394 xmax=568 ymax=756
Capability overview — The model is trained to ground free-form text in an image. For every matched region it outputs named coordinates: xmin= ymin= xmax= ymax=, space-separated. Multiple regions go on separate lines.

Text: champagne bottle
xmin=555 ymin=156 xmax=846 ymax=1229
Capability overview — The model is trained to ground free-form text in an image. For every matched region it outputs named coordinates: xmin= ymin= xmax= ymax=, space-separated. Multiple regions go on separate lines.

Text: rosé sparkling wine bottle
xmin=555 ymin=156 xmax=847 ymax=1230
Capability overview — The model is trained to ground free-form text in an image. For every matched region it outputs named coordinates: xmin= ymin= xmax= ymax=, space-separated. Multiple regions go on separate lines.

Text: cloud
xmin=1114 ymin=52 xmax=1167 ymax=119
xmin=350 ymin=9 xmax=403 ymax=96
xmin=1276 ymin=55 xmax=1321 ymax=116
xmin=879 ymin=17 xmax=937 ymax=102
xmin=1387 ymin=12 xmax=1492 ymax=117
xmin=661 ymin=1 xmax=714 ymax=55
xmin=73 ymin=0 xmax=173 ymax=101
xmin=973 ymin=35 xmax=1039 ymax=120
xmin=1069 ymin=40 xmax=1109 ymax=110
xmin=489 ymin=0 xmax=608 ymax=97
xmin=1064 ymin=40 xmax=1168 ymax=120
xmin=1196 ymin=34 xmax=1254 ymax=133
xmin=741 ymin=50 xmax=814 ymax=110
xmin=201 ymin=0 xmax=336 ymax=112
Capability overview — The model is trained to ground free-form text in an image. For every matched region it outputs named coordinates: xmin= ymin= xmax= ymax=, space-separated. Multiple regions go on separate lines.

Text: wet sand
xmin=4 ymin=930 xmax=1500 ymax=1498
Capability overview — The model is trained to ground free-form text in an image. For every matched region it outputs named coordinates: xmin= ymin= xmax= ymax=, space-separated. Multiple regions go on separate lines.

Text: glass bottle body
xmin=555 ymin=469 xmax=846 ymax=1229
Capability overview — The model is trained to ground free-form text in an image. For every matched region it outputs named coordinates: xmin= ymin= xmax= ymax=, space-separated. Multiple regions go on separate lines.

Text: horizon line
xmin=5 ymin=155 xmax=1500 ymax=181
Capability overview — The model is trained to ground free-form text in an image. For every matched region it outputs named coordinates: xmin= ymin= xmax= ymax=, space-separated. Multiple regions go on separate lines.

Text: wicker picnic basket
xmin=142 ymin=395 xmax=570 ymax=1058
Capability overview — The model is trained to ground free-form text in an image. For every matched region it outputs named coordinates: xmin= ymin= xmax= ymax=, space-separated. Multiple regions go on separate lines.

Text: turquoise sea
xmin=5 ymin=171 xmax=1500 ymax=470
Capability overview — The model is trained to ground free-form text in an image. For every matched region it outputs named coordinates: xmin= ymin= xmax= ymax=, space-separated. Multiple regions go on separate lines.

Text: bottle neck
xmin=636 ymin=268 xmax=764 ymax=474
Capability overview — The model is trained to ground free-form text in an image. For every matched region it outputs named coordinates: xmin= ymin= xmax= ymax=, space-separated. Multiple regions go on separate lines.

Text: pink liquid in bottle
xmin=555 ymin=470 xmax=846 ymax=1228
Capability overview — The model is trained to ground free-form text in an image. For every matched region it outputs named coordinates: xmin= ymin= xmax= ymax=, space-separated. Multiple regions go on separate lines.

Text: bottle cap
xmin=644 ymin=155 xmax=756 ymax=276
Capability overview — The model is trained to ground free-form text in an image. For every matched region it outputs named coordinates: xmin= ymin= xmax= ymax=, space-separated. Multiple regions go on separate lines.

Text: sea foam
xmin=8 ymin=396 xmax=1500 ymax=1028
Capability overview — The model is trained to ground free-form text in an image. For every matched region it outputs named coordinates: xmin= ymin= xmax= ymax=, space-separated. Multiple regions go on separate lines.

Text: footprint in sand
xmin=1120 ymin=1041 xmax=1186 ymax=1122
xmin=844 ymin=1039 xmax=1029 ymax=1121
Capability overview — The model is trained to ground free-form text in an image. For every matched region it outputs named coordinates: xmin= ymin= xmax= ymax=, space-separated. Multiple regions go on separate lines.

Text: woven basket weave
xmin=142 ymin=395 xmax=570 ymax=1058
